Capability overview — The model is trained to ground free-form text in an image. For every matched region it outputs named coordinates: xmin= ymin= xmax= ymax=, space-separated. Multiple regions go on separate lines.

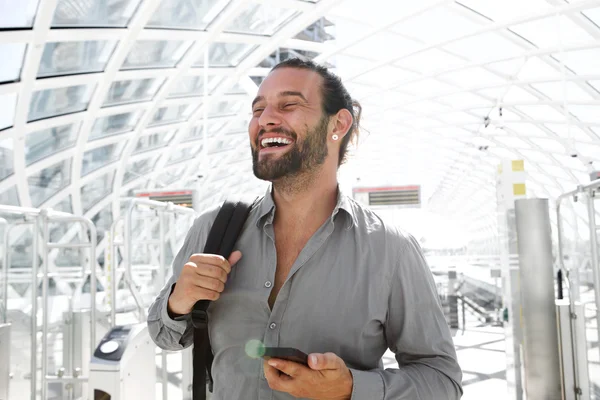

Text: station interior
xmin=1 ymin=0 xmax=600 ymax=399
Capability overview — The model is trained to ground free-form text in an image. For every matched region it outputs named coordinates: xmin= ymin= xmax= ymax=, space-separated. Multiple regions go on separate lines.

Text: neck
xmin=271 ymin=165 xmax=339 ymax=226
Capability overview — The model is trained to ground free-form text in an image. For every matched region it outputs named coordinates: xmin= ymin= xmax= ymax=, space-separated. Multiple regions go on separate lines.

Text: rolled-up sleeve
xmin=352 ymin=233 xmax=463 ymax=399
xmin=147 ymin=207 xmax=218 ymax=351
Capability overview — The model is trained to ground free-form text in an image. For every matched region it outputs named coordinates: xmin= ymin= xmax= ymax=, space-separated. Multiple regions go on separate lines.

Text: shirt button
xmin=264 ymin=281 xmax=272 ymax=288
xmin=269 ymin=323 xmax=277 ymax=330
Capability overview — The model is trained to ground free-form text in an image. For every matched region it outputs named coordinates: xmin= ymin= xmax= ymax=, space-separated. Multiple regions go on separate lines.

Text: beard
xmin=251 ymin=115 xmax=329 ymax=182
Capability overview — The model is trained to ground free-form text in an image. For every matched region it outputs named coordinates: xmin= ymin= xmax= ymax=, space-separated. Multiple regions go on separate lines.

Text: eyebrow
xmin=251 ymin=91 xmax=308 ymax=108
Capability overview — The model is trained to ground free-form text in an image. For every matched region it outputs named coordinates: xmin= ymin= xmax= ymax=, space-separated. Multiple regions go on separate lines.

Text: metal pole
xmin=82 ymin=218 xmax=98 ymax=355
xmin=159 ymin=210 xmax=168 ymax=400
xmin=585 ymin=190 xmax=600 ymax=365
xmin=124 ymin=201 xmax=146 ymax=321
xmin=109 ymin=219 xmax=121 ymax=327
xmin=40 ymin=210 xmax=50 ymax=400
xmin=515 ymin=199 xmax=562 ymax=400
xmin=1 ymin=218 xmax=9 ymax=324
xmin=30 ymin=217 xmax=39 ymax=400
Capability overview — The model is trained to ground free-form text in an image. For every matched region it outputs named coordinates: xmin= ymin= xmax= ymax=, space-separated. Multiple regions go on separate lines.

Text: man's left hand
xmin=263 ymin=352 xmax=353 ymax=400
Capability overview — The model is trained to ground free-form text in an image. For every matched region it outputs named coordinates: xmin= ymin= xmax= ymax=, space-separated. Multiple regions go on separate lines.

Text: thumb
xmin=228 ymin=250 xmax=242 ymax=266
xmin=308 ymin=353 xmax=342 ymax=371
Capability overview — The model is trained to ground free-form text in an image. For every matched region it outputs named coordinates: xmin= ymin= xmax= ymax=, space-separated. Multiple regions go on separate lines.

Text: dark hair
xmin=271 ymin=58 xmax=362 ymax=166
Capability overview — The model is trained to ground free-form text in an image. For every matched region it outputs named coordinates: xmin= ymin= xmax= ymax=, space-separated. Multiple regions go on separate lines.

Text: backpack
xmin=190 ymin=198 xmax=256 ymax=400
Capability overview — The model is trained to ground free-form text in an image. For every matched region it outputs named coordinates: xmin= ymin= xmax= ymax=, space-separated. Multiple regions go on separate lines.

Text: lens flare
xmin=245 ymin=339 xmax=265 ymax=359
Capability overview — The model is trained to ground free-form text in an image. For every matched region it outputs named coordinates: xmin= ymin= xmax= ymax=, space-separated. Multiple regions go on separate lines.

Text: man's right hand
xmin=167 ymin=251 xmax=242 ymax=316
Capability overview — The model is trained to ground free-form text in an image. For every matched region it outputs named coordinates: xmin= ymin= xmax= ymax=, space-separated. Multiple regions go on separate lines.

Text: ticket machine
xmin=88 ymin=323 xmax=155 ymax=400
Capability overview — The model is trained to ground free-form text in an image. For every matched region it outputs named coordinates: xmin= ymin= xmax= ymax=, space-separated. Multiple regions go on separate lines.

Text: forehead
xmin=256 ymin=67 xmax=322 ymax=101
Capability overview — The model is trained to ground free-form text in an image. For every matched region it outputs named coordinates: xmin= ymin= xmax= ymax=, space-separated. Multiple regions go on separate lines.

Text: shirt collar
xmin=254 ymin=184 xmax=357 ymax=229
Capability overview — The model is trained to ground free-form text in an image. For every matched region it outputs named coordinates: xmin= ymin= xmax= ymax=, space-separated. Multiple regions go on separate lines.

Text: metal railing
xmin=108 ymin=197 xmax=195 ymax=400
xmin=0 ymin=205 xmax=97 ymax=400
xmin=556 ymin=179 xmax=600 ymax=400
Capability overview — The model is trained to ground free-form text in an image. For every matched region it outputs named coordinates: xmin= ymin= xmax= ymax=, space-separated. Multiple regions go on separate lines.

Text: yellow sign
xmin=513 ymin=183 xmax=526 ymax=196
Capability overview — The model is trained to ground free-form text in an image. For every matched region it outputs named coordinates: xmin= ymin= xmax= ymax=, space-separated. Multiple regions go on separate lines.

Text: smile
xmin=260 ymin=137 xmax=293 ymax=149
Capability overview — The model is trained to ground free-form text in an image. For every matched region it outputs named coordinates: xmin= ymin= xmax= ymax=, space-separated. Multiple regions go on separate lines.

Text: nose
xmin=258 ymin=104 xmax=282 ymax=129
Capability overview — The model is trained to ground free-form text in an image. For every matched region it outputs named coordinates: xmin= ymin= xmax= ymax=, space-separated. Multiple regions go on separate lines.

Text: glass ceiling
xmin=1 ymin=0 xmax=600 ymax=258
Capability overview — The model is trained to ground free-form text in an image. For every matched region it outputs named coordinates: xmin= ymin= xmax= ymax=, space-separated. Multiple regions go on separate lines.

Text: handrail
xmin=0 ymin=205 xmax=97 ymax=400
xmin=0 ymin=217 xmax=39 ymax=399
xmin=39 ymin=209 xmax=97 ymax=400
xmin=116 ymin=197 xmax=195 ymax=324
xmin=0 ymin=217 xmax=7 ymax=323
xmin=555 ymin=178 xmax=600 ymax=393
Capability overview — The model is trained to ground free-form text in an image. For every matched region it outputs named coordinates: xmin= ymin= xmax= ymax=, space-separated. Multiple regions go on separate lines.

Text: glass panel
xmin=26 ymin=123 xmax=79 ymax=165
xmin=53 ymin=195 xmax=73 ymax=213
xmin=583 ymin=7 xmax=600 ymax=26
xmin=123 ymin=155 xmax=159 ymax=184
xmin=0 ymin=139 xmax=14 ymax=181
xmin=104 ymin=78 xmax=164 ymax=106
xmin=457 ymin=0 xmax=553 ymax=22
xmin=134 ymin=129 xmax=175 ymax=154
xmin=0 ymin=43 xmax=27 ymax=83
xmin=122 ymin=40 xmax=192 ymax=69
xmin=183 ymin=120 xmax=224 ymax=141
xmin=391 ymin=6 xmax=481 ymax=45
xmin=90 ymin=204 xmax=113 ymax=244
xmin=52 ymin=0 xmax=141 ymax=27
xmin=81 ymin=171 xmax=114 ymax=213
xmin=82 ymin=141 xmax=127 ymax=176
xmin=224 ymin=3 xmax=296 ymax=36
xmin=28 ymin=158 xmax=71 ymax=207
xmin=553 ymin=47 xmax=600 ymax=76
xmin=0 ymin=93 xmax=17 ymax=130
xmin=48 ymin=195 xmax=74 ymax=242
xmin=169 ymin=75 xmax=223 ymax=98
xmin=0 ymin=186 xmax=19 ymax=206
xmin=28 ymin=84 xmax=95 ymax=121
xmin=168 ymin=144 xmax=199 ymax=164
xmin=38 ymin=41 xmax=117 ymax=78
xmin=147 ymin=0 xmax=229 ymax=30
xmin=225 ymin=118 xmax=249 ymax=134
xmin=90 ymin=111 xmax=143 ymax=140
xmin=149 ymin=104 xmax=197 ymax=127
xmin=0 ymin=0 xmax=39 ymax=28
xmin=225 ymin=81 xmax=245 ymax=95
xmin=209 ymin=100 xmax=243 ymax=117
xmin=509 ymin=15 xmax=592 ymax=49
xmin=193 ymin=42 xmax=255 ymax=67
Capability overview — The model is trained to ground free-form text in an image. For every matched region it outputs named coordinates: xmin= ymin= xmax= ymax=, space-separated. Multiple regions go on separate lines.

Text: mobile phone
xmin=262 ymin=347 xmax=309 ymax=366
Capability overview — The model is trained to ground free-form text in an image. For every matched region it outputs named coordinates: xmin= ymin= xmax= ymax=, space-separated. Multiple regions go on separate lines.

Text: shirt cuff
xmin=349 ymin=368 xmax=385 ymax=400
xmin=160 ymin=283 xmax=189 ymax=335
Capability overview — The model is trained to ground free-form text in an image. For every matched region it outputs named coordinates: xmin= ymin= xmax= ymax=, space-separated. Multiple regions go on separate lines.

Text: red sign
xmin=352 ymin=186 xmax=420 ymax=193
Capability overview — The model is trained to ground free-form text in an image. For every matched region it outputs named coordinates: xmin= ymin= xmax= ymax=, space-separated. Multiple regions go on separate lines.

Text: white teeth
xmin=261 ymin=137 xmax=292 ymax=147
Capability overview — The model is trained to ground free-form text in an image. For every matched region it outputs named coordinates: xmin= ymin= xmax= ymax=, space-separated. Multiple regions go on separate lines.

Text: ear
xmin=330 ymin=109 xmax=353 ymax=141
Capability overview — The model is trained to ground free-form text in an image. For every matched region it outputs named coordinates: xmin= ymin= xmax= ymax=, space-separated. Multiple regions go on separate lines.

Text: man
xmin=148 ymin=58 xmax=463 ymax=399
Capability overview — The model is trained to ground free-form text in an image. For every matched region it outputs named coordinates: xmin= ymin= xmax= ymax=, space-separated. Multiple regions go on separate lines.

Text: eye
xmin=282 ymin=103 xmax=297 ymax=110
xmin=252 ymin=108 xmax=264 ymax=115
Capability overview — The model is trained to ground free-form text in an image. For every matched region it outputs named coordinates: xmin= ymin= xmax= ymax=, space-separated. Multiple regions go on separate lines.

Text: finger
xmin=189 ymin=254 xmax=231 ymax=272
xmin=188 ymin=286 xmax=221 ymax=301
xmin=263 ymin=362 xmax=293 ymax=391
xmin=267 ymin=358 xmax=304 ymax=378
xmin=195 ymin=264 xmax=228 ymax=284
xmin=308 ymin=352 xmax=343 ymax=371
xmin=228 ymin=250 xmax=242 ymax=267
xmin=263 ymin=361 xmax=281 ymax=384
xmin=194 ymin=276 xmax=225 ymax=293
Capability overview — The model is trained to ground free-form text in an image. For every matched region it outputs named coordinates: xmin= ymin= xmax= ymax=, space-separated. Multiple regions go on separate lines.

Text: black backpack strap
xmin=191 ymin=198 xmax=256 ymax=400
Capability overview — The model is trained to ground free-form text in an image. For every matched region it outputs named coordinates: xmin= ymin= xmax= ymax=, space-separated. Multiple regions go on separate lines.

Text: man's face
xmin=249 ymin=68 xmax=330 ymax=181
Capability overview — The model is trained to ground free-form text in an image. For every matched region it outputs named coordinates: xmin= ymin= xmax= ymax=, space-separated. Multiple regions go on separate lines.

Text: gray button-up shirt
xmin=147 ymin=187 xmax=463 ymax=399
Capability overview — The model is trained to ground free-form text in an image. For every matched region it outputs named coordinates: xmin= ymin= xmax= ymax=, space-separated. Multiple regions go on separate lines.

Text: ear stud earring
xmin=332 ymin=134 xmax=339 ymax=141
